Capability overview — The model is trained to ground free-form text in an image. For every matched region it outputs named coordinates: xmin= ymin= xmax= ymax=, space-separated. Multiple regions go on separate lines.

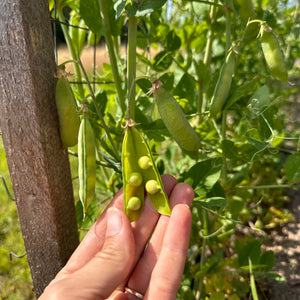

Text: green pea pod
xmin=55 ymin=70 xmax=80 ymax=148
xmin=77 ymin=19 xmax=87 ymax=56
xmin=78 ymin=115 xmax=96 ymax=215
xmin=69 ymin=13 xmax=86 ymax=57
xmin=122 ymin=119 xmax=171 ymax=221
xmin=87 ymin=31 xmax=101 ymax=46
xmin=69 ymin=13 xmax=79 ymax=44
xmin=152 ymin=81 xmax=201 ymax=152
xmin=259 ymin=22 xmax=288 ymax=82
xmin=236 ymin=0 xmax=255 ymax=23
xmin=210 ymin=49 xmax=237 ymax=119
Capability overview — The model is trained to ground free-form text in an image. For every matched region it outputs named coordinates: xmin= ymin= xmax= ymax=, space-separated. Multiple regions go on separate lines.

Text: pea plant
xmin=50 ymin=0 xmax=299 ymax=298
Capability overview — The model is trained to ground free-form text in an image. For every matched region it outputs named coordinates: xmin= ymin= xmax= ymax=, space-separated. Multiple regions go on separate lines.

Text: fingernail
xmin=106 ymin=207 xmax=123 ymax=236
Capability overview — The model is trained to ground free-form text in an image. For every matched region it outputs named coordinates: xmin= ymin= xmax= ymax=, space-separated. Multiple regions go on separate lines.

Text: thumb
xmin=39 ymin=207 xmax=135 ymax=300
xmin=76 ymin=207 xmax=135 ymax=299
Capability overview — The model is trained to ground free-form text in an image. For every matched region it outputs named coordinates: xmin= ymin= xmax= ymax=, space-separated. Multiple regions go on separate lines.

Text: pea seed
xmin=128 ymin=172 xmax=143 ymax=187
xmin=145 ymin=179 xmax=161 ymax=195
xmin=138 ymin=156 xmax=152 ymax=170
xmin=127 ymin=196 xmax=142 ymax=211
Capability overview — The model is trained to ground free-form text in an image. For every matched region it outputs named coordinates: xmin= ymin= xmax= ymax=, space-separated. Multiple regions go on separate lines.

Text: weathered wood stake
xmin=0 ymin=0 xmax=79 ymax=296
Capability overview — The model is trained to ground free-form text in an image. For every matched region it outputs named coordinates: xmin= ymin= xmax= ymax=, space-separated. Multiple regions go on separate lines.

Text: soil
xmin=263 ymin=187 xmax=300 ymax=300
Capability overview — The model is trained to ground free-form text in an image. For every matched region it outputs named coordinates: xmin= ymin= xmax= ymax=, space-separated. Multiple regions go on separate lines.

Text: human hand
xmin=39 ymin=174 xmax=194 ymax=300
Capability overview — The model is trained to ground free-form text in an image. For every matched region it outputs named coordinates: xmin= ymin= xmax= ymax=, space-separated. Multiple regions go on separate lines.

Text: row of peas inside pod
xmin=122 ymin=119 xmax=171 ymax=222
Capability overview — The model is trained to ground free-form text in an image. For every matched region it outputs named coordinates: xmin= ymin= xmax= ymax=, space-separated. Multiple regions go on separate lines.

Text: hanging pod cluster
xmin=122 ymin=119 xmax=171 ymax=222
xmin=151 ymin=80 xmax=201 ymax=152
xmin=78 ymin=112 xmax=96 ymax=216
xmin=55 ymin=69 xmax=80 ymax=148
xmin=258 ymin=22 xmax=288 ymax=82
xmin=209 ymin=48 xmax=237 ymax=119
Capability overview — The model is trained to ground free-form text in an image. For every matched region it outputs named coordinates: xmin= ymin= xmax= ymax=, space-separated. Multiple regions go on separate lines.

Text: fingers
xmin=129 ymin=175 xmax=178 ymax=261
xmin=61 ymin=175 xmax=177 ymax=274
xmin=145 ymin=204 xmax=192 ymax=300
xmin=126 ymin=182 xmax=194 ymax=295
xmin=40 ymin=208 xmax=135 ymax=300
xmin=58 ymin=175 xmax=193 ymax=284
xmin=59 ymin=189 xmax=124 ymax=273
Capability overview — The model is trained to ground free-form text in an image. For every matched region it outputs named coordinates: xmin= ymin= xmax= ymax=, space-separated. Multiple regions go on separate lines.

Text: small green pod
xmin=259 ymin=23 xmax=288 ymax=82
xmin=210 ymin=49 xmax=236 ymax=119
xmin=69 ymin=13 xmax=80 ymax=45
xmin=78 ymin=115 xmax=96 ymax=215
xmin=87 ymin=31 xmax=101 ymax=46
xmin=77 ymin=19 xmax=87 ymax=56
xmin=152 ymin=81 xmax=201 ymax=152
xmin=69 ymin=14 xmax=86 ymax=58
xmin=127 ymin=196 xmax=142 ymax=211
xmin=236 ymin=0 xmax=255 ymax=23
xmin=55 ymin=71 xmax=80 ymax=148
xmin=145 ymin=180 xmax=161 ymax=195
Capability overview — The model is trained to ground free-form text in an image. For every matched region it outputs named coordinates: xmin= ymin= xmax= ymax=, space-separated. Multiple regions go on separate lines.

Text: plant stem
xmin=196 ymin=209 xmax=209 ymax=300
xmin=196 ymin=237 xmax=206 ymax=300
xmin=203 ymin=0 xmax=218 ymax=66
xmin=221 ymin=110 xmax=227 ymax=186
xmin=78 ymin=59 xmax=121 ymax=161
xmin=237 ymin=184 xmax=293 ymax=190
xmin=56 ymin=5 xmax=84 ymax=97
xmin=249 ymin=258 xmax=259 ymax=300
xmin=99 ymin=0 xmax=126 ymax=115
xmin=224 ymin=0 xmax=232 ymax=53
xmin=185 ymin=0 xmax=223 ymax=8
xmin=199 ymin=0 xmax=218 ymax=120
xmin=127 ymin=16 xmax=137 ymax=120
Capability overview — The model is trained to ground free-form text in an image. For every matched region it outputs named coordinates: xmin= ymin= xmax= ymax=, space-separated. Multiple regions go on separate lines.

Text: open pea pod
xmin=122 ymin=119 xmax=171 ymax=222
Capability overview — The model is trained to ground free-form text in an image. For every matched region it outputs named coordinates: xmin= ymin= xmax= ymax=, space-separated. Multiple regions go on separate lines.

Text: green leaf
xmin=164 ymin=30 xmax=181 ymax=52
xmin=136 ymin=78 xmax=152 ymax=94
xmin=246 ymin=128 xmax=268 ymax=150
xmin=285 ymin=151 xmax=300 ymax=183
xmin=95 ymin=89 xmax=108 ymax=116
xmin=222 ymin=139 xmax=238 ymax=159
xmin=193 ymin=197 xmax=227 ymax=209
xmin=136 ymin=0 xmax=167 ymax=16
xmin=225 ymin=77 xmax=260 ymax=109
xmin=210 ymin=292 xmax=225 ymax=300
xmin=238 ymin=240 xmax=261 ymax=267
xmin=158 ymin=72 xmax=174 ymax=91
xmin=174 ymin=73 xmax=196 ymax=103
xmin=143 ymin=119 xmax=170 ymax=142
xmin=80 ymin=0 xmax=103 ymax=35
xmin=136 ymin=53 xmax=152 ymax=67
xmin=184 ymin=158 xmax=222 ymax=195
xmin=114 ymin=0 xmax=127 ymax=18
xmin=195 ymin=249 xmax=223 ymax=280
xmin=248 ymin=85 xmax=270 ymax=117
xmin=260 ymin=250 xmax=275 ymax=272
xmin=152 ymin=50 xmax=173 ymax=72
xmin=228 ymin=196 xmax=244 ymax=219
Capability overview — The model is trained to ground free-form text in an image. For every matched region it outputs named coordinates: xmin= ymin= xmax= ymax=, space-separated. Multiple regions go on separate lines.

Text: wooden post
xmin=0 ymin=0 xmax=79 ymax=297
